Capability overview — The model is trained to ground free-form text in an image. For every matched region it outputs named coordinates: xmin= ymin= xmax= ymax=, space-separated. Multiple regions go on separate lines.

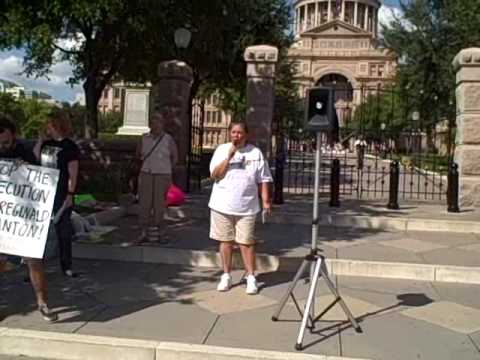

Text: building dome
xmin=293 ymin=0 xmax=381 ymax=37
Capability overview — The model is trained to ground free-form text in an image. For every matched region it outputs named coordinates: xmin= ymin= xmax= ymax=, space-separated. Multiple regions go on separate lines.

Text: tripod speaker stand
xmin=271 ymin=131 xmax=362 ymax=351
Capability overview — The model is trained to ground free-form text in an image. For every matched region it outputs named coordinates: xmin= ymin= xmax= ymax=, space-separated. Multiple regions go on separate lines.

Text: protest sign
xmin=0 ymin=160 xmax=59 ymax=258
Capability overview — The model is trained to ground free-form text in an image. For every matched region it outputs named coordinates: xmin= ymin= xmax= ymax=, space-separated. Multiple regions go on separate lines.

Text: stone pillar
xmin=314 ymin=1 xmax=319 ymax=27
xmin=364 ymin=6 xmax=369 ymax=31
xmin=151 ymin=60 xmax=193 ymax=191
xmin=328 ymin=0 xmax=332 ymax=21
xmin=244 ymin=45 xmax=279 ymax=159
xmin=453 ymin=48 xmax=480 ymax=207
xmin=117 ymin=87 xmax=151 ymax=136
xmin=354 ymin=1 xmax=358 ymax=27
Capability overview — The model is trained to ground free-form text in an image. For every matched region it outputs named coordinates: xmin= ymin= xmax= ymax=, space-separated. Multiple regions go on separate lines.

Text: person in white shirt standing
xmin=209 ymin=122 xmax=273 ymax=295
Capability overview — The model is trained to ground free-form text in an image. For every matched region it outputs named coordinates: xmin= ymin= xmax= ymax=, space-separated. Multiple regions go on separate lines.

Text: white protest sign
xmin=0 ymin=160 xmax=59 ymax=258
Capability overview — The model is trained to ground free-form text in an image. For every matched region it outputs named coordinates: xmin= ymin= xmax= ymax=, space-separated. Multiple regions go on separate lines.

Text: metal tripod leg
xmin=319 ymin=258 xmax=362 ymax=332
xmin=295 ymin=256 xmax=322 ymax=350
xmin=272 ymin=259 xmax=309 ymax=321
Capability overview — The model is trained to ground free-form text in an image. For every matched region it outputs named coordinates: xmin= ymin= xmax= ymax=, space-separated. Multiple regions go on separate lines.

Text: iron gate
xmin=186 ymin=99 xmax=205 ymax=192
xmin=275 ymin=86 xmax=455 ymax=203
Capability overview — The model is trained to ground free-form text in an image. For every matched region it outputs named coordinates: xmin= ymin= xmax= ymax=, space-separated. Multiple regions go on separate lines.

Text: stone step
xmin=0 ymin=327 xmax=367 ymax=360
xmin=72 ymin=243 xmax=480 ymax=285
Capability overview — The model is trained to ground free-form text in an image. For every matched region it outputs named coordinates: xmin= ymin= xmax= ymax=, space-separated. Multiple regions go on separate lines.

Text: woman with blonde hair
xmin=34 ymin=108 xmax=80 ymax=277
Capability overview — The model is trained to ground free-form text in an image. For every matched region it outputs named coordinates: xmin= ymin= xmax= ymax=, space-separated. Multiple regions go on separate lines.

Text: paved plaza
xmin=2 ymin=259 xmax=480 ymax=359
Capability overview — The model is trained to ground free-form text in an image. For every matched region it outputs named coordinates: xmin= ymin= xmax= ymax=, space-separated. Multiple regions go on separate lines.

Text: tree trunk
xmin=83 ymin=76 xmax=100 ymax=139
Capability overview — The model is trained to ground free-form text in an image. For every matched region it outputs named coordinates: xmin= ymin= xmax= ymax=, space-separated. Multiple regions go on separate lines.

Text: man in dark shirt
xmin=0 ymin=114 xmax=58 ymax=322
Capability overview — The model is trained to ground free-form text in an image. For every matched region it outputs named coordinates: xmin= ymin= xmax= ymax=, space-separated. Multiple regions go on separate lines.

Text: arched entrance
xmin=316 ymin=74 xmax=354 ymax=129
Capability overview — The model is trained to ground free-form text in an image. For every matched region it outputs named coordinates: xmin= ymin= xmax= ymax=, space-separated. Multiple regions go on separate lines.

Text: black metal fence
xmin=186 ymin=100 xmax=205 ymax=192
xmin=273 ymin=86 xmax=456 ymax=204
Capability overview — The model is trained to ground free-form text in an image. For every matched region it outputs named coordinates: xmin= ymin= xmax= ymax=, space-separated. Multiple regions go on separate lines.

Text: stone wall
xmin=453 ymin=48 xmax=480 ymax=207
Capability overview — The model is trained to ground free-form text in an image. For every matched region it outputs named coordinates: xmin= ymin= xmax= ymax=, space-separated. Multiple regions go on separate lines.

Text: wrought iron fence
xmin=274 ymin=86 xmax=455 ymax=203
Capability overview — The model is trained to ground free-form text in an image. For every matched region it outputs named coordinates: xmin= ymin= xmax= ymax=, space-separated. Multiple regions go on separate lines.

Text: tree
xmin=383 ymin=0 xmax=480 ymax=126
xmin=0 ymin=93 xmax=26 ymax=133
xmin=18 ymin=98 xmax=52 ymax=138
xmin=135 ymin=0 xmax=293 ymax=99
xmin=0 ymin=0 xmax=157 ymax=138
xmin=1 ymin=0 xmax=292 ymax=139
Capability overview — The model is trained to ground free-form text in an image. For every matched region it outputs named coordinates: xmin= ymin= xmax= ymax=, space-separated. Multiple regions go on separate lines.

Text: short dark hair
xmin=0 ymin=113 xmax=16 ymax=135
xmin=228 ymin=121 xmax=249 ymax=133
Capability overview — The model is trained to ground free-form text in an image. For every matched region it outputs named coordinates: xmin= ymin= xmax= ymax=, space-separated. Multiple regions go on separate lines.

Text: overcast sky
xmin=0 ymin=1 xmax=403 ymax=103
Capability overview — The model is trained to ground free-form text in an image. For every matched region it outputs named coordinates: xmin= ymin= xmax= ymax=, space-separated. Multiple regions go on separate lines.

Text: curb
xmin=0 ymin=327 xmax=368 ymax=360
xmin=73 ymin=243 xmax=480 ymax=285
xmin=91 ymin=203 xmax=480 ymax=234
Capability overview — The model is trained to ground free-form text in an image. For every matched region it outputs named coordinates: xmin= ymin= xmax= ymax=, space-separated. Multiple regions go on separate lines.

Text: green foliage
xmin=1 ymin=0 xmax=293 ymax=138
xmin=18 ymin=99 xmax=51 ymax=138
xmin=0 ymin=93 xmax=52 ymax=138
xmin=351 ymin=86 xmax=406 ymax=139
xmin=0 ymin=93 xmax=26 ymax=132
xmin=382 ymin=0 xmax=480 ymax=123
xmin=98 ymin=111 xmax=123 ymax=133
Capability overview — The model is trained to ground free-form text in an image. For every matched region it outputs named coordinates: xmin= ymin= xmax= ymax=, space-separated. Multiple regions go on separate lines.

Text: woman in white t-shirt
xmin=209 ymin=122 xmax=273 ymax=295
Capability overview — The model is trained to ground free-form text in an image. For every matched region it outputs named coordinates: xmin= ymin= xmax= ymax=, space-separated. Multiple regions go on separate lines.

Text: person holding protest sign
xmin=34 ymin=109 xmax=80 ymax=278
xmin=0 ymin=114 xmax=58 ymax=322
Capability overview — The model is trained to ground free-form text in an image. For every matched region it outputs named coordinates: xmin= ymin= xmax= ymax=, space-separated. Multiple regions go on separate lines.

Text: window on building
xmin=367 ymin=6 xmax=373 ymax=31
xmin=319 ymin=2 xmax=328 ymax=23
xmin=206 ymin=111 xmax=211 ymax=123
xmin=345 ymin=2 xmax=354 ymax=25
xmin=369 ymin=64 xmax=377 ymax=77
xmin=378 ymin=65 xmax=385 ymax=77
xmin=114 ymin=88 xmax=120 ymax=98
xmin=307 ymin=3 xmax=315 ymax=28
xmin=103 ymin=89 xmax=109 ymax=99
xmin=357 ymin=4 xmax=366 ymax=28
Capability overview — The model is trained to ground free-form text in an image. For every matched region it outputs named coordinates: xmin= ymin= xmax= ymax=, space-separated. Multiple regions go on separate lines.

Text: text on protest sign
xmin=0 ymin=161 xmax=59 ymax=258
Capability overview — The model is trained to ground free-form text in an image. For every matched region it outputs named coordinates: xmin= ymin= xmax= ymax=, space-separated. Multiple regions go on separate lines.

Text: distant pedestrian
xmin=0 ymin=114 xmax=58 ymax=322
xmin=209 ymin=121 xmax=273 ymax=295
xmin=34 ymin=109 xmax=80 ymax=278
xmin=355 ymin=137 xmax=367 ymax=170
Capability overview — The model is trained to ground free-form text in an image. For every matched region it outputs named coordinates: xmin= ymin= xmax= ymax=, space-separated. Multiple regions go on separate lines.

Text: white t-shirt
xmin=208 ymin=143 xmax=273 ymax=216
xmin=355 ymin=140 xmax=367 ymax=147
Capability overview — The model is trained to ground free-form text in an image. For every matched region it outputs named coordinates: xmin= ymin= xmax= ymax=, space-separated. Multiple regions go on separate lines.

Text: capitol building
xmin=289 ymin=0 xmax=397 ymax=109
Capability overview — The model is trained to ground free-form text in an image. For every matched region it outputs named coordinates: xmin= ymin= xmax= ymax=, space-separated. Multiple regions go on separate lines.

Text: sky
xmin=0 ymin=0 xmax=403 ymax=103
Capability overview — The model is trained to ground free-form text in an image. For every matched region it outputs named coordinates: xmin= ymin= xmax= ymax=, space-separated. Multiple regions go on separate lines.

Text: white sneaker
xmin=246 ymin=274 xmax=258 ymax=295
xmin=217 ymin=273 xmax=232 ymax=292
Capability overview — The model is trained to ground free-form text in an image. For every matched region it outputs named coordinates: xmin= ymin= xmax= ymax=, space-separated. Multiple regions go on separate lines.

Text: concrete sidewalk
xmin=73 ymin=202 xmax=480 ymax=284
xmin=2 ymin=260 xmax=480 ymax=359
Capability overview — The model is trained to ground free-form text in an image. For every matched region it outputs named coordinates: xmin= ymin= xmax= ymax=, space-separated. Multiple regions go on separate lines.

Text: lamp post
xmin=174 ymin=27 xmax=192 ymax=52
xmin=411 ymin=110 xmax=420 ymax=154
xmin=380 ymin=122 xmax=386 ymax=158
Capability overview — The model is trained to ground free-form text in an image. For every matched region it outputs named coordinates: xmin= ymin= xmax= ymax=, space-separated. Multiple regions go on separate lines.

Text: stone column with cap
xmin=453 ymin=48 xmax=480 ymax=207
xmin=244 ymin=45 xmax=279 ymax=159
xmin=151 ymin=60 xmax=193 ymax=191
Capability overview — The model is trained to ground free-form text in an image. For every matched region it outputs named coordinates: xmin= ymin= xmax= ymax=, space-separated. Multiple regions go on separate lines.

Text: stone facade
xmin=453 ymin=48 xmax=480 ymax=207
xmin=151 ymin=60 xmax=194 ymax=191
xmin=290 ymin=0 xmax=396 ymax=99
xmin=98 ymin=85 xmax=125 ymax=113
xmin=244 ymin=45 xmax=279 ymax=158
xmin=203 ymin=93 xmax=231 ymax=150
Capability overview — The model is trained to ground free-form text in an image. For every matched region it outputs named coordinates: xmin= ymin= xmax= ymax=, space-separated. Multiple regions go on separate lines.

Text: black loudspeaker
xmin=305 ymin=87 xmax=335 ymax=132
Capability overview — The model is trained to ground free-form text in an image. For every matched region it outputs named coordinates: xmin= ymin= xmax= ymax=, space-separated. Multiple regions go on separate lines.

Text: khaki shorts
xmin=210 ymin=210 xmax=257 ymax=245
